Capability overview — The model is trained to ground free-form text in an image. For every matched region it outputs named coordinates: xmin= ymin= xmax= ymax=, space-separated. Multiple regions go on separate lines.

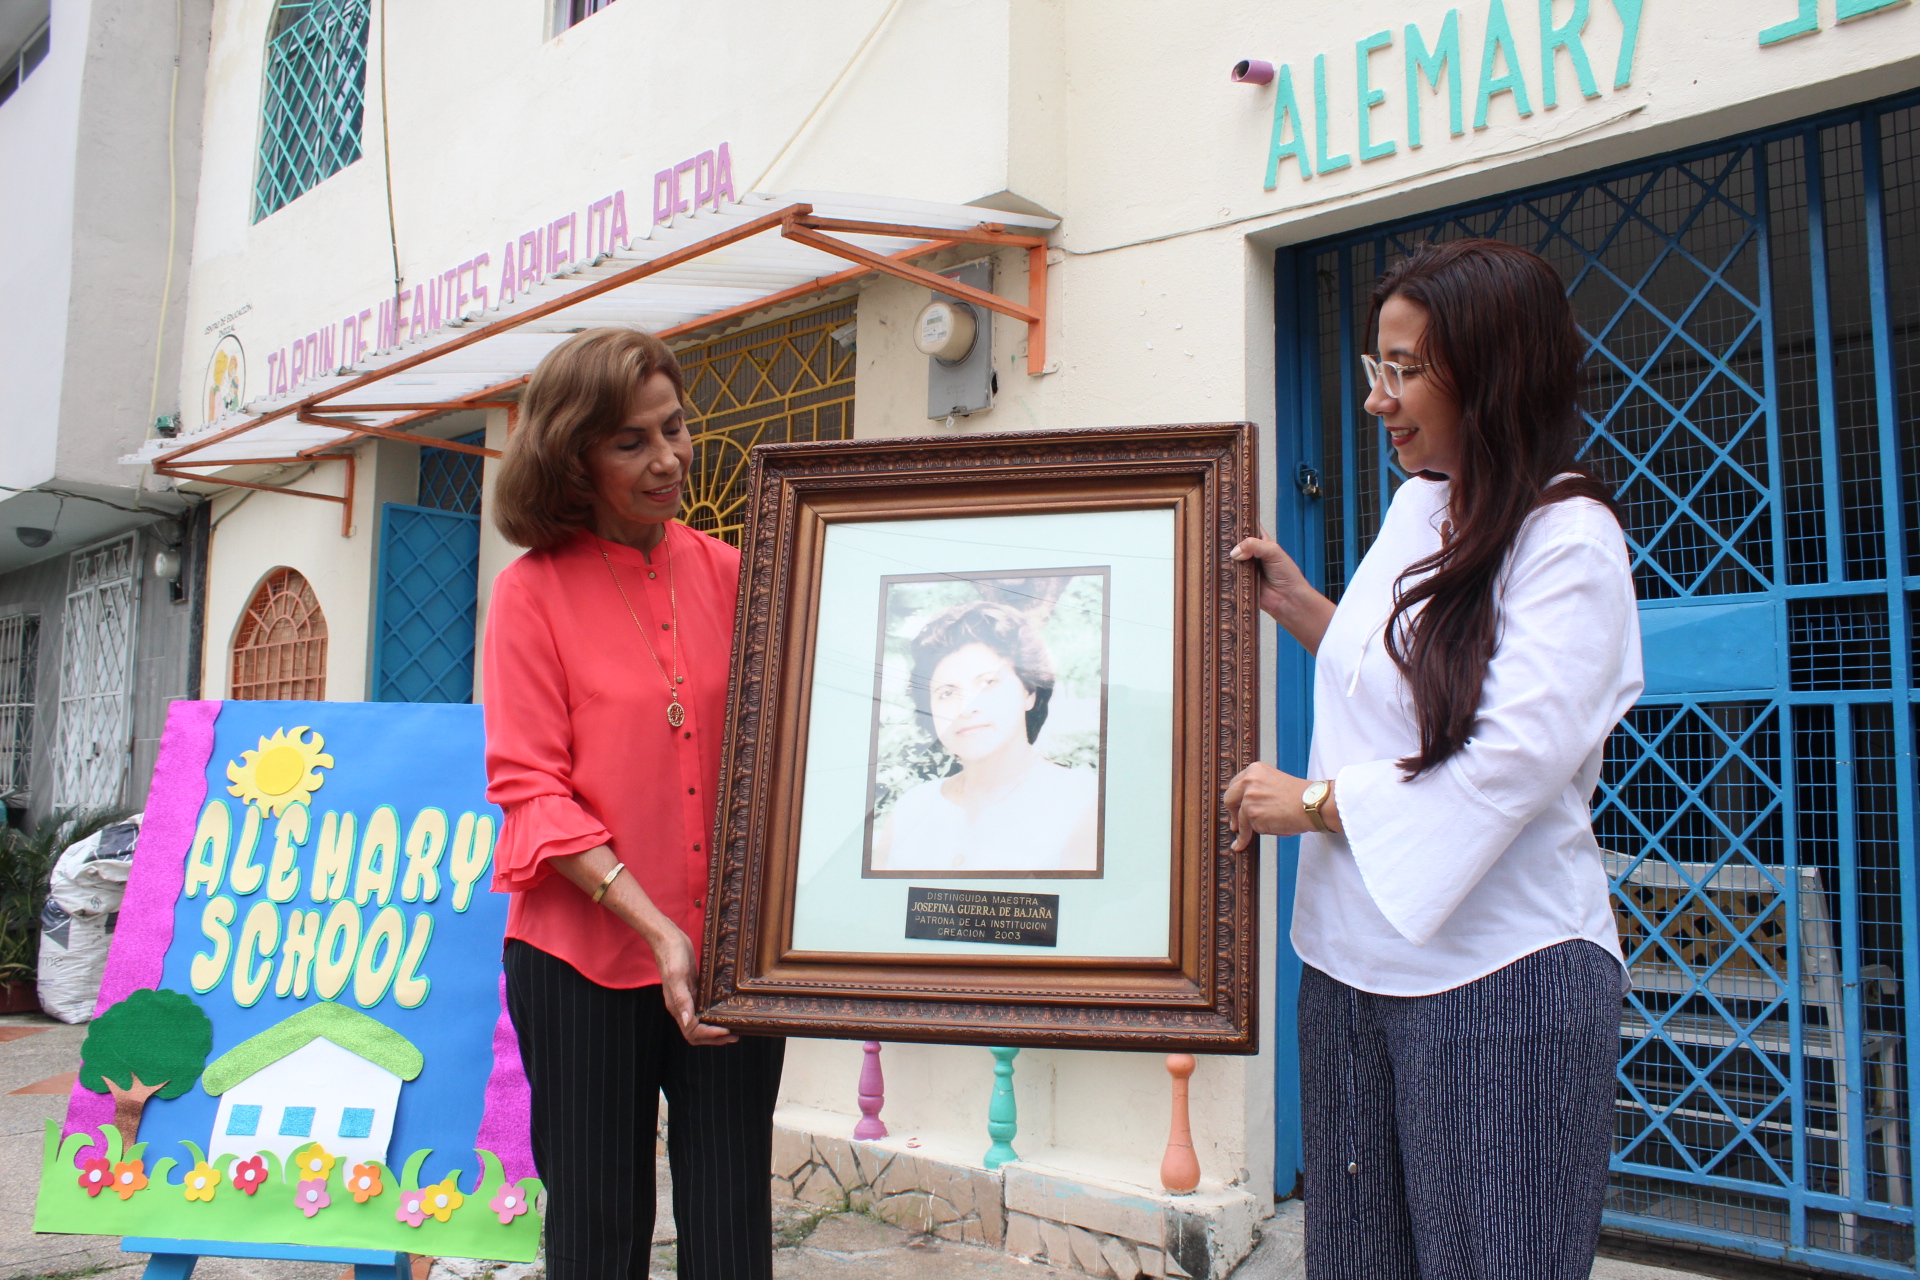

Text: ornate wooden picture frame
xmin=698 ymin=424 xmax=1260 ymax=1052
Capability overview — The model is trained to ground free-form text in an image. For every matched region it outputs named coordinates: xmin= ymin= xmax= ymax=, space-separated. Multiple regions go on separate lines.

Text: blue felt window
xmin=226 ymin=1104 xmax=262 ymax=1136
xmin=338 ymin=1107 xmax=375 ymax=1139
xmin=278 ymin=1106 xmax=316 ymax=1137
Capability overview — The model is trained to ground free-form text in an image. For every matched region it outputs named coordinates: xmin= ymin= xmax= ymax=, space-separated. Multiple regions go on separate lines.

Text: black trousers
xmin=504 ymin=939 xmax=786 ymax=1280
xmin=1299 ymin=940 xmax=1621 ymax=1280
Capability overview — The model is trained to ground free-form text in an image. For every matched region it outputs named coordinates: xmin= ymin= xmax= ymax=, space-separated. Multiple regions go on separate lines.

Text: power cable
xmin=134 ymin=0 xmax=186 ymax=510
xmin=378 ymin=0 xmax=402 ymax=320
xmin=749 ymin=0 xmax=904 ymax=193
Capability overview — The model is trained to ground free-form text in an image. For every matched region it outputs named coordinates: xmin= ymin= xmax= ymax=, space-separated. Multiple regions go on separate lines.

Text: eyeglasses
xmin=1361 ymin=354 xmax=1430 ymax=399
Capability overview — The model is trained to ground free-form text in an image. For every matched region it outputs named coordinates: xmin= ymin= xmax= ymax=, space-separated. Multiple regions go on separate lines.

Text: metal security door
xmin=52 ymin=535 xmax=139 ymax=810
xmin=372 ymin=505 xmax=480 ymax=703
xmin=1288 ymin=92 xmax=1920 ymax=1275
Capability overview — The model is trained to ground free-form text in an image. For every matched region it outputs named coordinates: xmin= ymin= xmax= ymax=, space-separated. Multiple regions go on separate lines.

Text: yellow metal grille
xmin=675 ymin=300 xmax=856 ymax=546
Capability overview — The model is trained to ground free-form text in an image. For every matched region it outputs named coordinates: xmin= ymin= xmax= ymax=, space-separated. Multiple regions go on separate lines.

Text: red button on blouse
xmin=482 ymin=522 xmax=738 ymax=988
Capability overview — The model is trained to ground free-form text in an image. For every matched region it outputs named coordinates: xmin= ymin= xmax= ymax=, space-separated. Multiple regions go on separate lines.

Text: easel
xmin=124 ymin=1236 xmax=413 ymax=1279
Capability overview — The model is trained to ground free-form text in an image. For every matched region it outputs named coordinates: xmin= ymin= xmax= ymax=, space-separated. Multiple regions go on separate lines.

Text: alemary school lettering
xmin=1264 ymin=0 xmax=1646 ymax=189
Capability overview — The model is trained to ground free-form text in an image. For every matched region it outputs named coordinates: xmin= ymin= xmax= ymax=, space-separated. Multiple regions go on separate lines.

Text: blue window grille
xmin=253 ymin=0 xmax=369 ymax=223
xmin=225 ymin=1104 xmax=262 ymax=1137
xmin=337 ymin=1106 xmax=375 ymax=1139
xmin=371 ymin=432 xmax=485 ymax=703
xmin=278 ymin=1105 xmax=316 ymax=1138
xmin=373 ymin=504 xmax=480 ymax=703
xmin=1287 ymin=91 xmax=1920 ymax=1274
xmin=417 ymin=433 xmax=485 ymax=515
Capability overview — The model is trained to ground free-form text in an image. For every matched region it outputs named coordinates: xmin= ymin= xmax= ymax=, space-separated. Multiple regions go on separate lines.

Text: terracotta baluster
xmin=984 ymin=1046 xmax=1021 ymax=1170
xmin=854 ymin=1041 xmax=888 ymax=1139
xmin=1161 ymin=1053 xmax=1200 ymax=1193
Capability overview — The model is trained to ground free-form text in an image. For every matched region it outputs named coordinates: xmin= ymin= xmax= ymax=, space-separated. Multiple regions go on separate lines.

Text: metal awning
xmin=137 ymin=192 xmax=1056 ymax=531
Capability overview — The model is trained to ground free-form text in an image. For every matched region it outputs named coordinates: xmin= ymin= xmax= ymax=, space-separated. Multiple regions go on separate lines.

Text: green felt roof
xmin=201 ymin=1003 xmax=424 ymax=1095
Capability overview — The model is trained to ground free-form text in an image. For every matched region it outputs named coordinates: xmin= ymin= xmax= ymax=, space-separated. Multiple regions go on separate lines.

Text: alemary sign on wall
xmin=1261 ymin=0 xmax=1908 ymax=191
xmin=32 ymin=701 xmax=541 ymax=1260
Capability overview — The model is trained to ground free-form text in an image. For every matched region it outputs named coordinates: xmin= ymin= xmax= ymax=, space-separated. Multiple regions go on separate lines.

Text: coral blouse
xmin=482 ymin=522 xmax=739 ymax=988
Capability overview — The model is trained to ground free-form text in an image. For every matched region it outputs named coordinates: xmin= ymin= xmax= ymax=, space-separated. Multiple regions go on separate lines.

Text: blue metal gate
xmin=372 ymin=432 xmax=485 ymax=703
xmin=1282 ymin=92 xmax=1920 ymax=1274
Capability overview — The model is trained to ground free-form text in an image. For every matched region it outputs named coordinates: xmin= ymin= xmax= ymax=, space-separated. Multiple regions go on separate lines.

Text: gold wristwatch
xmin=1301 ymin=779 xmax=1333 ymax=834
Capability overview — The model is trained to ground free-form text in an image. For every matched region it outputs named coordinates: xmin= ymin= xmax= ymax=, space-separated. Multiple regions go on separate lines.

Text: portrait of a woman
xmin=482 ymin=327 xmax=784 ymax=1279
xmin=870 ymin=599 xmax=1099 ymax=875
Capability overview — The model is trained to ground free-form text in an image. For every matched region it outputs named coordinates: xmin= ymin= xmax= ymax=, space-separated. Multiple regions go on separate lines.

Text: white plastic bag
xmin=36 ymin=815 xmax=141 ymax=1024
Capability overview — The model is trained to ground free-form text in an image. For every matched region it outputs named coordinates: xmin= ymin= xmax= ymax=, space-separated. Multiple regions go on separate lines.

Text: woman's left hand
xmin=1223 ymin=763 xmax=1341 ymax=849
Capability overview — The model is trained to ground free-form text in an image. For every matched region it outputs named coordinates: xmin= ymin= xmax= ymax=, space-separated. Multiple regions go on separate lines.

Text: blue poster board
xmin=32 ymin=701 xmax=540 ymax=1261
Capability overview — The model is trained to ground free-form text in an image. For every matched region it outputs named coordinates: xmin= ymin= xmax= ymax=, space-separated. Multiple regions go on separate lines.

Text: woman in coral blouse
xmin=483 ymin=327 xmax=783 ymax=1280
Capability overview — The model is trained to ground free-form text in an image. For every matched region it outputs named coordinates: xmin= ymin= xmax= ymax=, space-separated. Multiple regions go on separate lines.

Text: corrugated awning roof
xmin=137 ymin=193 xmax=1056 ymax=496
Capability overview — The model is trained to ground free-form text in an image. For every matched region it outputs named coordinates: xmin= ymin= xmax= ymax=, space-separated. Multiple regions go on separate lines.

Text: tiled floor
xmin=0 ymin=1013 xmax=1715 ymax=1280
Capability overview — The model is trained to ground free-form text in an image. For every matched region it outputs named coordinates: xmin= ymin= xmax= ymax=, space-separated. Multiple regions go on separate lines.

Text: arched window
xmin=253 ymin=0 xmax=369 ymax=222
xmin=232 ymin=569 xmax=328 ymax=701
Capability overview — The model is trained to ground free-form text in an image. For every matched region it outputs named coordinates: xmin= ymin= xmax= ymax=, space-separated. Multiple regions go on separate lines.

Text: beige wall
xmin=171 ymin=0 xmax=1920 ymax=1203
xmin=201 ymin=438 xmax=416 ymax=702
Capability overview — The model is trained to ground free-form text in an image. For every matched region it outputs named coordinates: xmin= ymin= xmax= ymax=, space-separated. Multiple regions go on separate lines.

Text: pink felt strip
xmin=474 ymin=972 xmax=535 ymax=1183
xmin=65 ymin=700 xmax=220 ymax=1152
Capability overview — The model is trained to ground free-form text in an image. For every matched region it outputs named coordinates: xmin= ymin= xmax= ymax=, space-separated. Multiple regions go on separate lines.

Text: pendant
xmin=667 ymin=700 xmax=686 ymax=728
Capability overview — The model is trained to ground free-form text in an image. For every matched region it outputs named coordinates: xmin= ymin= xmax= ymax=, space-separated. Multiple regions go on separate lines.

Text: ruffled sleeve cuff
xmin=1334 ymin=757 xmax=1526 ymax=947
xmin=492 ymin=794 xmax=613 ymax=893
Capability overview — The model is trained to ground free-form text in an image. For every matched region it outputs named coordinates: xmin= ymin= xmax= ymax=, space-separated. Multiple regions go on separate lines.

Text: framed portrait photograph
xmin=862 ymin=564 xmax=1110 ymax=881
xmin=699 ymin=424 xmax=1260 ymax=1051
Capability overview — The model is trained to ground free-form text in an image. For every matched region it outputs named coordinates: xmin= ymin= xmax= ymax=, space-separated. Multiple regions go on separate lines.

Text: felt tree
xmin=79 ymin=988 xmax=214 ymax=1142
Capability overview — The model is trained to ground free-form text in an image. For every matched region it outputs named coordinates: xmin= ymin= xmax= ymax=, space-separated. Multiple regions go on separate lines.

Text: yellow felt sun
xmin=226 ymin=726 xmax=333 ymax=816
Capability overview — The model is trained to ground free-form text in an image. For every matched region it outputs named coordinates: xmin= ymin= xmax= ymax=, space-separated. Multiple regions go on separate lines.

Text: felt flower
xmin=395 ymin=1188 xmax=428 ymax=1228
xmin=77 ymin=1157 xmax=110 ymax=1198
xmin=182 ymin=1161 xmax=221 ymax=1202
xmin=291 ymin=1142 xmax=336 ymax=1181
xmin=231 ymin=1155 xmax=268 ymax=1195
xmin=489 ymin=1179 xmax=530 ymax=1225
xmin=347 ymin=1162 xmax=383 ymax=1204
xmin=421 ymin=1177 xmax=464 ymax=1223
xmin=110 ymin=1160 xmax=148 ymax=1200
xmin=295 ymin=1177 xmax=330 ymax=1218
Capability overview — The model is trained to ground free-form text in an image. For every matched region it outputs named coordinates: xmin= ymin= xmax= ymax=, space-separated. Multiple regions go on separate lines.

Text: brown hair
xmin=1371 ymin=239 xmax=1619 ymax=778
xmin=908 ymin=601 xmax=1055 ymax=744
xmin=492 ymin=327 xmax=687 ymax=549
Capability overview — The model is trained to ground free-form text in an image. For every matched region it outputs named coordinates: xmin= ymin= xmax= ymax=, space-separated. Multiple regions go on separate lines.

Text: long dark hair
xmin=1372 ymin=239 xmax=1617 ymax=778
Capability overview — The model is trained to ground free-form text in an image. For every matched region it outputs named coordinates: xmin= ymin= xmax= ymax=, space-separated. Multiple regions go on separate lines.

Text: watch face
xmin=1302 ymin=781 xmax=1328 ymax=807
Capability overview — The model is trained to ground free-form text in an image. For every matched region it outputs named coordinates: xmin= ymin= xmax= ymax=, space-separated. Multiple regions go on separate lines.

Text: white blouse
xmin=1290 ymin=476 xmax=1643 ymax=996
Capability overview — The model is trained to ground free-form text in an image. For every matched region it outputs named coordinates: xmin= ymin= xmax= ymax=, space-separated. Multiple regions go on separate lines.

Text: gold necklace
xmin=601 ymin=535 xmax=686 ymax=727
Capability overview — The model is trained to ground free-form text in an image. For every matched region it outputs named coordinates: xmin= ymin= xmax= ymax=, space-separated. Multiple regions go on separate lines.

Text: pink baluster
xmin=1161 ymin=1053 xmax=1200 ymax=1193
xmin=855 ymin=1041 xmax=888 ymax=1140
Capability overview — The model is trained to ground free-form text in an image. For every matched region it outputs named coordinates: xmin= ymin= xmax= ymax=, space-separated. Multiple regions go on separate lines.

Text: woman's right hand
xmin=644 ymin=921 xmax=739 ymax=1047
xmin=554 ymin=845 xmax=738 ymax=1046
xmin=1231 ymin=530 xmax=1335 ymax=655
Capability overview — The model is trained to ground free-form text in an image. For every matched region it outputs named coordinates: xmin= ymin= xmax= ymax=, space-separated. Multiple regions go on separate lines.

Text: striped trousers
xmin=504 ymin=940 xmax=787 ymax=1280
xmin=1299 ymin=940 xmax=1620 ymax=1280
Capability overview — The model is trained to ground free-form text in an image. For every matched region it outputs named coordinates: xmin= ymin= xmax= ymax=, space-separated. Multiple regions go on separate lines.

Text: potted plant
xmin=0 ymin=810 xmax=130 ymax=1013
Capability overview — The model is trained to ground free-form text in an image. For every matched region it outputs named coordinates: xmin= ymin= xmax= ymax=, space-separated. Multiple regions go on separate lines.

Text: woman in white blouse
xmin=1224 ymin=239 xmax=1642 ymax=1280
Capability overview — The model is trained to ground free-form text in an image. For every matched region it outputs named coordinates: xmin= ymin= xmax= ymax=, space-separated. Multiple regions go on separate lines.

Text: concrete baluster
xmin=854 ymin=1041 xmax=888 ymax=1139
xmin=984 ymin=1046 xmax=1021 ymax=1170
xmin=1161 ymin=1053 xmax=1200 ymax=1193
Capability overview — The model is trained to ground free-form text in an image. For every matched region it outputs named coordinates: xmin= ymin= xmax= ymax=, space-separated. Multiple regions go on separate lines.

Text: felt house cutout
xmin=201 ymin=1003 xmax=424 ymax=1168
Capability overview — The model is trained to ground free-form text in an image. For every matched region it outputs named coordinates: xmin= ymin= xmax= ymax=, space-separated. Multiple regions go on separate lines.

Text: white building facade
xmin=0 ymin=0 xmax=213 ymax=827
xmin=147 ymin=2 xmax=1920 ymax=1275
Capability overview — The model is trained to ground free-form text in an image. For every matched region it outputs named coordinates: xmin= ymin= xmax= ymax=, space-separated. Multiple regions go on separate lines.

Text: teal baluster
xmin=984 ymin=1046 xmax=1020 ymax=1170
